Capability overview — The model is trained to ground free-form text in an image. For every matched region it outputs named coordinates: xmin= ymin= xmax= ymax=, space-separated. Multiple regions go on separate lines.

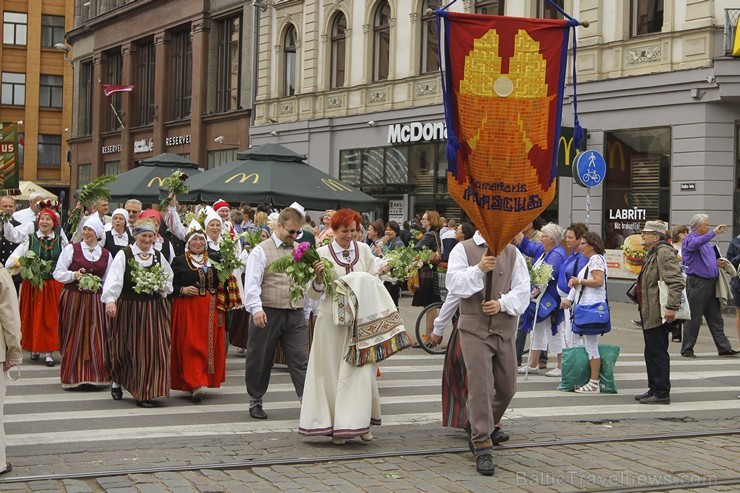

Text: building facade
xmin=66 ymin=0 xmax=256 ymax=201
xmin=251 ymin=0 xmax=740 ymax=286
xmin=0 ymin=0 xmax=72 ymax=200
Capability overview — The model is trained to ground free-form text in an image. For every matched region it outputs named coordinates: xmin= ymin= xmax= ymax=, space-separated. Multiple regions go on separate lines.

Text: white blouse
xmin=5 ymin=230 xmax=69 ymax=269
xmin=101 ymin=244 xmax=174 ymax=303
xmin=53 ymin=242 xmax=113 ymax=284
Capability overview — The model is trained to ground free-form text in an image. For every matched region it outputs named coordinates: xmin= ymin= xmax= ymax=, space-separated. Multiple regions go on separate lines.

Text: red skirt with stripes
xmin=20 ymin=279 xmax=63 ymax=353
xmin=442 ymin=327 xmax=469 ymax=429
xmin=170 ymin=293 xmax=226 ymax=391
xmin=58 ymin=288 xmax=109 ymax=387
xmin=108 ymin=297 xmax=171 ymax=401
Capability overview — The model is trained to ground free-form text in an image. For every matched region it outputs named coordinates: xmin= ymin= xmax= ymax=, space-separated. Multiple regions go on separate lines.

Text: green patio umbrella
xmin=108 ymin=153 xmax=201 ymax=203
xmin=168 ymin=144 xmax=377 ymax=211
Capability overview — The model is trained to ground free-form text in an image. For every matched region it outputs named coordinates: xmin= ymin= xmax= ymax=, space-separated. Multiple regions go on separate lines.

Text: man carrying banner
xmin=445 ymin=230 xmax=529 ymax=476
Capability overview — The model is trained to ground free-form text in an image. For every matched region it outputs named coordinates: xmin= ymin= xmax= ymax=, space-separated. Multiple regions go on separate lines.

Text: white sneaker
xmin=360 ymin=432 xmax=374 ymax=442
xmin=545 ymin=368 xmax=562 ymax=377
xmin=518 ymin=365 xmax=539 ymax=375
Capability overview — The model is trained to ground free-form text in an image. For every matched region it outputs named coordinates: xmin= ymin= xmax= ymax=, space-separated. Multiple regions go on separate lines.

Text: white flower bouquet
xmin=128 ymin=258 xmax=168 ymax=295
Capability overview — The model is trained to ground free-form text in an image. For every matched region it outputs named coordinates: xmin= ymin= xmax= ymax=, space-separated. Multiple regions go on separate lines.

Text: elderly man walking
xmin=680 ymin=214 xmax=739 ymax=358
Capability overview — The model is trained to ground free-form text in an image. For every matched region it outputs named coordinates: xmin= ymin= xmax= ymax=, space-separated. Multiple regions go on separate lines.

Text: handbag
xmin=626 ymin=280 xmax=638 ymax=304
xmin=407 ymin=270 xmax=420 ymax=292
xmin=525 ymin=290 xmax=559 ymax=322
xmin=571 ymin=266 xmax=611 ymax=335
xmin=658 ymin=280 xmax=691 ymax=321
xmin=430 ymin=231 xmax=442 ymax=265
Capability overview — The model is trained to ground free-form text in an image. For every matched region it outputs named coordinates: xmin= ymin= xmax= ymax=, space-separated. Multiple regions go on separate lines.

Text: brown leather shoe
xmin=0 ymin=462 xmax=11 ymax=475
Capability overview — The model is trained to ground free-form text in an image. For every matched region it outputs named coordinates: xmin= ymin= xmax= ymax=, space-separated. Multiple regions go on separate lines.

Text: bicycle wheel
xmin=414 ymin=302 xmax=449 ymax=355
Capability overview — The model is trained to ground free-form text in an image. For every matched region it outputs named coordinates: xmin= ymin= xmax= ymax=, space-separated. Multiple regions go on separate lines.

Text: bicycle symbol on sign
xmin=582 ymin=168 xmax=601 ymax=183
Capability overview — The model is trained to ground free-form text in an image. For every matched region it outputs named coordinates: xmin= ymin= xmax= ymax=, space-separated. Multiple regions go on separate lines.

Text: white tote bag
xmin=658 ymin=280 xmax=691 ymax=322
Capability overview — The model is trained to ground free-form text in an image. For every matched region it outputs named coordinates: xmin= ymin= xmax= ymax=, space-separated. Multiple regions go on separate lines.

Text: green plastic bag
xmin=557 ymin=344 xmax=620 ymax=393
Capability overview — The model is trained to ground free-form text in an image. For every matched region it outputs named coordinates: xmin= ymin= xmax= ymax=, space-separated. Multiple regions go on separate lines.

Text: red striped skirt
xmin=108 ymin=297 xmax=171 ymax=401
xmin=58 ymin=288 xmax=109 ymax=387
xmin=20 ymin=279 xmax=63 ymax=353
xmin=442 ymin=327 xmax=469 ymax=429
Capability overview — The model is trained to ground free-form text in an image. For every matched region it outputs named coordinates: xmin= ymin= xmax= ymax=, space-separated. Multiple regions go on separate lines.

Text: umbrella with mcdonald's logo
xmin=107 ymin=153 xmax=201 ymax=204
xmin=166 ymin=143 xmax=377 ymax=211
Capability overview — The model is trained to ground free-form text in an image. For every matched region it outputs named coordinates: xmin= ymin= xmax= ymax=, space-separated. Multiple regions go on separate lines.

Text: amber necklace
xmin=38 ymin=234 xmax=55 ymax=252
xmin=185 ymin=251 xmax=209 ymax=271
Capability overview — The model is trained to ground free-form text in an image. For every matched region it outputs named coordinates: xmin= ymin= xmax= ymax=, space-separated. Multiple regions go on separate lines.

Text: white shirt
xmin=3 ymin=219 xmax=69 ymax=245
xmin=6 ymin=230 xmax=69 ymax=269
xmin=433 ymin=292 xmax=459 ymax=337
xmin=164 ymin=206 xmax=188 ymax=241
xmin=445 ymin=231 xmax=530 ymax=318
xmin=567 ymin=254 xmax=607 ymax=305
xmin=109 ymin=229 xmax=131 ymax=246
xmin=243 ymin=234 xmax=284 ymax=314
xmin=53 ymin=242 xmax=112 ymax=284
xmin=12 ymin=207 xmax=37 ymax=224
xmin=101 ymin=244 xmax=174 ymax=303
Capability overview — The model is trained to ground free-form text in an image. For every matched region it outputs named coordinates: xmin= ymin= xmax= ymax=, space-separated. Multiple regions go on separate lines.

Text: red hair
xmin=38 ymin=208 xmax=59 ymax=230
xmin=331 ymin=209 xmax=362 ymax=230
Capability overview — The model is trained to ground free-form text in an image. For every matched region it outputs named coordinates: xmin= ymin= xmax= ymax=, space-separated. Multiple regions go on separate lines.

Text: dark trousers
xmin=384 ymin=281 xmax=400 ymax=308
xmin=245 ymin=306 xmax=307 ymax=406
xmin=643 ymin=324 xmax=671 ymax=398
xmin=681 ymin=276 xmax=732 ymax=354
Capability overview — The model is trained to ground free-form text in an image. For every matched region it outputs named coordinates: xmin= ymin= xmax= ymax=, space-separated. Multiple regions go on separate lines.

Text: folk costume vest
xmin=259 ymin=239 xmax=304 ymax=310
xmin=121 ymin=247 xmax=162 ymax=302
xmin=64 ymin=242 xmax=110 ymax=293
xmin=28 ymin=231 xmax=63 ymax=280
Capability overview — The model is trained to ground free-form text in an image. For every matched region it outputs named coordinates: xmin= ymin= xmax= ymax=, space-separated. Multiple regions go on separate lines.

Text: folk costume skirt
xmin=170 ymin=293 xmax=226 ymax=391
xmin=442 ymin=326 xmax=469 ymax=430
xmin=108 ymin=297 xmax=171 ymax=401
xmin=58 ymin=288 xmax=109 ymax=388
xmin=20 ymin=279 xmax=63 ymax=353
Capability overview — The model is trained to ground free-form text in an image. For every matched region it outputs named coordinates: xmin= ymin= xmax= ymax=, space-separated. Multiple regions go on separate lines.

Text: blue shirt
xmin=682 ymin=230 xmax=719 ymax=279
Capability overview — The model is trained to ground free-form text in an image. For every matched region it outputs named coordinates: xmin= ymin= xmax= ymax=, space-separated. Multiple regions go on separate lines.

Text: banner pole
xmin=585 ymin=186 xmax=591 ymax=224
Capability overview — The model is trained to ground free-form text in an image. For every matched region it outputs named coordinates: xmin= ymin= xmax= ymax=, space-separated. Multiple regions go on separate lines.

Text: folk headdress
xmin=185 ymin=219 xmax=206 ymax=252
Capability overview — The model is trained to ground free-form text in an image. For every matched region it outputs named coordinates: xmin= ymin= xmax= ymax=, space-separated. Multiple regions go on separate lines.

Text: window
xmin=106 ymin=51 xmax=123 ymax=131
xmin=78 ymin=164 xmax=92 ymax=186
xmin=38 ymin=134 xmax=62 ymax=168
xmin=79 ymin=61 xmax=94 ymax=135
xmin=475 ymin=0 xmax=505 ymax=15
xmin=104 ymin=161 xmax=120 ymax=176
xmin=538 ymin=0 xmax=563 ymax=19
xmin=216 ymin=16 xmax=241 ymax=112
xmin=373 ymin=2 xmax=391 ymax=82
xmin=39 ymin=75 xmax=63 ymax=108
xmin=207 ymin=149 xmax=236 ymax=169
xmin=421 ymin=1 xmax=443 ymax=75
xmin=283 ymin=25 xmax=297 ymax=97
xmin=330 ymin=14 xmax=347 ymax=88
xmin=734 ymin=124 xmax=740 ymax=236
xmin=1 ymin=72 xmax=25 ymax=105
xmin=137 ymin=41 xmax=156 ymax=126
xmin=171 ymin=30 xmax=192 ymax=120
xmin=3 ymin=12 xmax=27 ymax=45
xmin=603 ymin=127 xmax=671 ymax=250
xmin=632 ymin=0 xmax=664 ymax=36
xmin=41 ymin=15 xmax=65 ymax=48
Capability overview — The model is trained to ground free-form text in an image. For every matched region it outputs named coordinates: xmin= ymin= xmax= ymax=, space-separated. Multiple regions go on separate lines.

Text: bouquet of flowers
xmin=529 ymin=260 xmax=554 ymax=291
xmin=184 ymin=208 xmax=207 ymax=228
xmin=17 ymin=251 xmax=53 ymax=289
xmin=128 ymin=258 xmax=168 ymax=295
xmin=212 ymin=232 xmax=247 ymax=284
xmin=68 ymin=174 xmax=116 ymax=235
xmin=78 ymin=272 xmax=103 ymax=292
xmin=242 ymin=230 xmax=265 ymax=252
xmin=317 ymin=236 xmax=334 ymax=247
xmin=383 ymin=245 xmax=417 ymax=282
xmin=160 ymin=171 xmax=191 ymax=209
xmin=436 ymin=262 xmax=448 ymax=274
xmin=266 ymin=241 xmax=336 ymax=301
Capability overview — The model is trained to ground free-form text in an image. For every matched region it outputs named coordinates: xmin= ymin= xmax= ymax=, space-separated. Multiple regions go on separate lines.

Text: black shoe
xmin=634 ymin=391 xmax=652 ymax=401
xmin=639 ymin=395 xmax=670 ymax=405
xmin=45 ymin=356 xmax=55 ymax=367
xmin=249 ymin=404 xmax=267 ymax=419
xmin=136 ymin=400 xmax=155 ymax=408
xmin=111 ymin=387 xmax=123 ymax=400
xmin=30 ymin=353 xmax=39 ymax=361
xmin=491 ymin=426 xmax=510 ymax=445
xmin=681 ymin=351 xmax=697 ymax=358
xmin=718 ymin=349 xmax=740 ymax=356
xmin=0 ymin=462 xmax=11 ymax=475
xmin=475 ymin=453 xmax=495 ymax=476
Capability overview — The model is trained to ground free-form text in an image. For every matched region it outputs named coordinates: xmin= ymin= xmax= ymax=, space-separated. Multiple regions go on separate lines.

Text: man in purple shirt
xmin=680 ymin=214 xmax=739 ymax=358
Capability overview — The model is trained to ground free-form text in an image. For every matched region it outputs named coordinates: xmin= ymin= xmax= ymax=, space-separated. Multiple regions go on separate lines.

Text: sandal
xmin=575 ymin=379 xmax=599 ymax=393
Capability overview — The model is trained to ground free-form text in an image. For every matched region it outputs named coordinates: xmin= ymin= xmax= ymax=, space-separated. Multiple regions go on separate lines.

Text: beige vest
xmin=259 ymin=238 xmax=304 ymax=309
xmin=457 ymin=240 xmax=519 ymax=341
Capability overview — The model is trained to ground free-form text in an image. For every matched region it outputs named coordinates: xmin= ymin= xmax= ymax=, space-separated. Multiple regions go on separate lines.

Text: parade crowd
xmin=0 ymin=192 xmax=738 ymax=477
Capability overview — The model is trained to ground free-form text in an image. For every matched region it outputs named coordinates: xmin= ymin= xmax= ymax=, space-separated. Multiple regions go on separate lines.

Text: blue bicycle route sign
xmin=572 ymin=150 xmax=606 ymax=188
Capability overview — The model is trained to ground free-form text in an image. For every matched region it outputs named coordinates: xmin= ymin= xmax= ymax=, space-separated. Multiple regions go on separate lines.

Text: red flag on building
xmin=437 ymin=10 xmax=579 ymax=254
xmin=101 ymin=84 xmax=135 ymax=97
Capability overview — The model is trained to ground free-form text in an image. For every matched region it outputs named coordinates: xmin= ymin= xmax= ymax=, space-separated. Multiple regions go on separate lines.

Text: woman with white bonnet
xmin=54 ymin=215 xmax=113 ymax=389
xmin=104 ymin=208 xmax=133 ymax=258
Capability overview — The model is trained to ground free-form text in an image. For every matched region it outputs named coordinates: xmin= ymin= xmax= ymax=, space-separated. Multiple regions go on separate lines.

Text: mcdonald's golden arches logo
xmin=608 ymin=141 xmax=626 ymax=172
xmin=322 ymin=179 xmax=352 ymax=192
xmin=147 ymin=176 xmax=166 ymax=188
xmin=225 ymin=172 xmax=260 ymax=184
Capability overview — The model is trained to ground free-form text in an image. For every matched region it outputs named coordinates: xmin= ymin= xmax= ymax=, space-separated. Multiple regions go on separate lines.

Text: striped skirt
xmin=20 ymin=279 xmax=63 ymax=353
xmin=442 ymin=326 xmax=469 ymax=429
xmin=58 ymin=289 xmax=109 ymax=388
xmin=108 ymin=297 xmax=171 ymax=401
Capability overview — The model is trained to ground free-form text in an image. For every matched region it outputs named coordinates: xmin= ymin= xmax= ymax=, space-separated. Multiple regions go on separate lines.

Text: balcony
xmin=74 ymin=0 xmax=139 ymax=27
xmin=725 ymin=8 xmax=740 ymax=56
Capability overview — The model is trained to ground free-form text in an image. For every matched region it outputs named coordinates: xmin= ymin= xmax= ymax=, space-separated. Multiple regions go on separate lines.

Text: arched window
xmin=330 ymin=14 xmax=347 ymax=88
xmin=421 ymin=0 xmax=443 ymax=74
xmin=373 ymin=1 xmax=391 ymax=82
xmin=283 ymin=25 xmax=297 ymax=97
xmin=475 ymin=0 xmax=505 ymax=15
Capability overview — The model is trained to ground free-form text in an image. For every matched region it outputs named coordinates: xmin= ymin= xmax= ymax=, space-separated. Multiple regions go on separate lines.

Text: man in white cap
xmin=288 ymin=202 xmax=315 ymax=247
xmin=11 ymin=191 xmax=44 ymax=225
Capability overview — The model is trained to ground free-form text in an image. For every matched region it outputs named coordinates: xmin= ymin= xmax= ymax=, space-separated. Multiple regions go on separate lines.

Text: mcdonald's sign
xmin=147 ymin=176 xmax=166 ymax=188
xmin=225 ymin=173 xmax=260 ymax=184
xmin=321 ymin=178 xmax=353 ymax=192
xmin=607 ymin=140 xmax=626 ymax=172
xmin=556 ymin=126 xmax=586 ymax=177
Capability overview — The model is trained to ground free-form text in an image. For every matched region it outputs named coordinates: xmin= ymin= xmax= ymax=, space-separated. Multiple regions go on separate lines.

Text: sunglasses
xmin=281 ymin=225 xmax=299 ymax=235
xmin=126 ymin=210 xmax=141 ymax=215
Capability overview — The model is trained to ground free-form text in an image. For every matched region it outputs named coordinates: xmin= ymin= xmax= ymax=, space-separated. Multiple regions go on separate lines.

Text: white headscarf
xmin=185 ymin=219 xmax=206 ymax=252
xmin=111 ymin=208 xmax=129 ymax=223
xmin=83 ymin=214 xmax=105 ymax=241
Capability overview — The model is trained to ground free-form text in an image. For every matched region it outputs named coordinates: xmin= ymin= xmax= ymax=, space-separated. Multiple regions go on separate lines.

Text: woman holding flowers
xmin=412 ymin=210 xmax=443 ymax=345
xmin=170 ymin=221 xmax=226 ymax=402
xmin=6 ymin=207 xmax=67 ymax=367
xmin=53 ymin=216 xmax=112 ymax=389
xmin=299 ymin=209 xmax=403 ymax=445
xmin=104 ymin=208 xmax=133 ymax=258
xmin=514 ymin=223 xmax=567 ymax=377
xmin=102 ymin=218 xmax=174 ymax=408
xmin=381 ymin=221 xmax=406 ymax=307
